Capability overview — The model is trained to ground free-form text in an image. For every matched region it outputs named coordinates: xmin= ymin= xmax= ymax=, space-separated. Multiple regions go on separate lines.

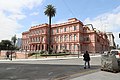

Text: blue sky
xmin=0 ymin=0 xmax=120 ymax=45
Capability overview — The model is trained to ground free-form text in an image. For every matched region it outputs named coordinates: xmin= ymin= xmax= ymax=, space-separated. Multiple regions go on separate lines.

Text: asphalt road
xmin=0 ymin=57 xmax=101 ymax=80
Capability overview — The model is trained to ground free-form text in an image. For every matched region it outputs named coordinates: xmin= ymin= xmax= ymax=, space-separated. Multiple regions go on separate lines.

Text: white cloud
xmin=8 ymin=14 xmax=26 ymax=20
xmin=0 ymin=0 xmax=44 ymax=41
xmin=30 ymin=12 xmax=39 ymax=16
xmin=84 ymin=5 xmax=120 ymax=45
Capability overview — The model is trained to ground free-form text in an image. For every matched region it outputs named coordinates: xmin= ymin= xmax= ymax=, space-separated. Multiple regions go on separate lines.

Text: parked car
xmin=110 ymin=49 xmax=120 ymax=58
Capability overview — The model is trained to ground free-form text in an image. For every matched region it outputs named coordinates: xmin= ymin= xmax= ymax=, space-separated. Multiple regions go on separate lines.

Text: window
xmin=86 ymin=37 xmax=89 ymax=41
xmin=56 ymin=45 xmax=58 ymax=50
xmin=39 ymin=30 xmax=41 ymax=33
xmin=84 ymin=37 xmax=89 ymax=41
xmin=41 ymin=29 xmax=44 ymax=33
xmin=64 ymin=27 xmax=66 ymax=32
xmin=60 ymin=44 xmax=62 ymax=50
xmin=64 ymin=35 xmax=67 ymax=41
xmin=73 ymin=45 xmax=75 ymax=50
xmin=37 ymin=37 xmax=39 ymax=42
xmin=97 ymin=38 xmax=100 ymax=42
xmin=74 ymin=26 xmax=76 ymax=31
xmin=41 ymin=36 xmax=43 ymax=42
xmin=60 ymin=36 xmax=63 ymax=42
xmin=56 ymin=36 xmax=59 ymax=42
xmin=32 ymin=38 xmax=34 ymax=42
xmin=74 ymin=34 xmax=76 ymax=41
xmin=56 ymin=28 xmax=59 ymax=33
xmin=64 ymin=44 xmax=67 ymax=49
xmin=36 ymin=37 xmax=37 ymax=42
xmin=37 ymin=30 xmax=39 ymax=34
xmin=80 ymin=37 xmax=83 ymax=41
xmin=69 ymin=45 xmax=71 ymax=50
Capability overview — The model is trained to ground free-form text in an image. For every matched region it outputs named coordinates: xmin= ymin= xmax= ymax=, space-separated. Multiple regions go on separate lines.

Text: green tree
xmin=44 ymin=4 xmax=56 ymax=54
xmin=11 ymin=35 xmax=17 ymax=46
xmin=0 ymin=40 xmax=12 ymax=50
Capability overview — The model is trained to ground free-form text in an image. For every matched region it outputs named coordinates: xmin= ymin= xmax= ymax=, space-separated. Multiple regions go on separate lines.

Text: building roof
xmin=30 ymin=23 xmax=48 ymax=30
xmin=51 ymin=18 xmax=84 ymax=28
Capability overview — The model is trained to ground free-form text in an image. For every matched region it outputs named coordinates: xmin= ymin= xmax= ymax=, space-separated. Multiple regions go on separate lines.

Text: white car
xmin=110 ymin=49 xmax=120 ymax=58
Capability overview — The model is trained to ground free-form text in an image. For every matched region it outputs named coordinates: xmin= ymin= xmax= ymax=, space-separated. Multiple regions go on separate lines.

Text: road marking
xmin=48 ymin=72 xmax=53 ymax=76
xmin=6 ymin=67 xmax=16 ymax=70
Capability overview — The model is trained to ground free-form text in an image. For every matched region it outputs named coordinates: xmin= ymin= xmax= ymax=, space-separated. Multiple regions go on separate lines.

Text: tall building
xmin=22 ymin=18 xmax=109 ymax=54
xmin=16 ymin=38 xmax=22 ymax=49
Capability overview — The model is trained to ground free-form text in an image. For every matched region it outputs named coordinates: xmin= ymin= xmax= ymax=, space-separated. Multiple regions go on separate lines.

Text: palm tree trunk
xmin=48 ymin=16 xmax=51 ymax=54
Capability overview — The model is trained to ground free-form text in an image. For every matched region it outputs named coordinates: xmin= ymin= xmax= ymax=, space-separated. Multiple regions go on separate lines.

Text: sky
xmin=0 ymin=0 xmax=120 ymax=45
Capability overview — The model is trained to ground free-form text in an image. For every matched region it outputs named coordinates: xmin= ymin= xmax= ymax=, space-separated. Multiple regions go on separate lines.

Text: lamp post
xmin=77 ymin=43 xmax=80 ymax=58
xmin=0 ymin=46 xmax=1 ymax=56
xmin=10 ymin=45 xmax=13 ymax=61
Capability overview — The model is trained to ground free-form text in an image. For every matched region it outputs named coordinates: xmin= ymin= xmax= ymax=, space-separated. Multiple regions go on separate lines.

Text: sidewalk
xmin=72 ymin=71 xmax=120 ymax=80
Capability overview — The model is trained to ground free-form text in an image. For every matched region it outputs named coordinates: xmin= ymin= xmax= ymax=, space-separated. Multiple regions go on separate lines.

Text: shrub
xmin=40 ymin=53 xmax=70 ymax=56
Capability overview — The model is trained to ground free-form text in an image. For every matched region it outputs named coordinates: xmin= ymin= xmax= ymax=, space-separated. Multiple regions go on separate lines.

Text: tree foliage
xmin=44 ymin=4 xmax=56 ymax=18
xmin=0 ymin=40 xmax=16 ymax=50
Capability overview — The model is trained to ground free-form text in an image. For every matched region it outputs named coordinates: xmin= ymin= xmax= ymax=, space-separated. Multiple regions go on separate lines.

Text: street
xmin=0 ymin=57 xmax=101 ymax=80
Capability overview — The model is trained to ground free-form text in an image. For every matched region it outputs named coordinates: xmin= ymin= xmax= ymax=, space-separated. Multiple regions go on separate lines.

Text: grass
xmin=28 ymin=52 xmax=70 ymax=57
xmin=40 ymin=53 xmax=70 ymax=56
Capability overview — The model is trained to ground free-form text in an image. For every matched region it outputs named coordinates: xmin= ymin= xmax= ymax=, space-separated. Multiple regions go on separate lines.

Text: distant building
xmin=106 ymin=32 xmax=116 ymax=50
xmin=22 ymin=18 xmax=109 ymax=54
xmin=16 ymin=38 xmax=22 ymax=49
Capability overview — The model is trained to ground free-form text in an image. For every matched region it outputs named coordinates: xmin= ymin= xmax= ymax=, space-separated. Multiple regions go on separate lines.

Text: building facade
xmin=22 ymin=18 xmax=109 ymax=54
xmin=106 ymin=32 xmax=116 ymax=50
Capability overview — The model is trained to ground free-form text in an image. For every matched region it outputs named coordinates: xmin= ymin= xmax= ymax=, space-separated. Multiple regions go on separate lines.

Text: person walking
xmin=6 ymin=51 xmax=10 ymax=60
xmin=83 ymin=51 xmax=90 ymax=69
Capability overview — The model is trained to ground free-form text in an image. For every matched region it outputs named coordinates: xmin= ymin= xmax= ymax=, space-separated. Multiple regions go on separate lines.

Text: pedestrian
xmin=6 ymin=51 xmax=10 ymax=60
xmin=83 ymin=51 xmax=90 ymax=69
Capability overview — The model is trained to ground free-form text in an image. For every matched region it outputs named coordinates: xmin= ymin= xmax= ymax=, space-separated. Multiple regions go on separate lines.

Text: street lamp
xmin=0 ymin=46 xmax=1 ymax=56
xmin=77 ymin=43 xmax=80 ymax=58
xmin=10 ymin=45 xmax=13 ymax=61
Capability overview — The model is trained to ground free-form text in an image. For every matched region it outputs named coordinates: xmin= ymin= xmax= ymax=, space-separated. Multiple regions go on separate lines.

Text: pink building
xmin=82 ymin=26 xmax=109 ymax=53
xmin=22 ymin=18 xmax=109 ymax=54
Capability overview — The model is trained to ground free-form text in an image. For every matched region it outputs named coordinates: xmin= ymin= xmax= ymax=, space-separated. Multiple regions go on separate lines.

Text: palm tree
xmin=44 ymin=4 xmax=56 ymax=54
